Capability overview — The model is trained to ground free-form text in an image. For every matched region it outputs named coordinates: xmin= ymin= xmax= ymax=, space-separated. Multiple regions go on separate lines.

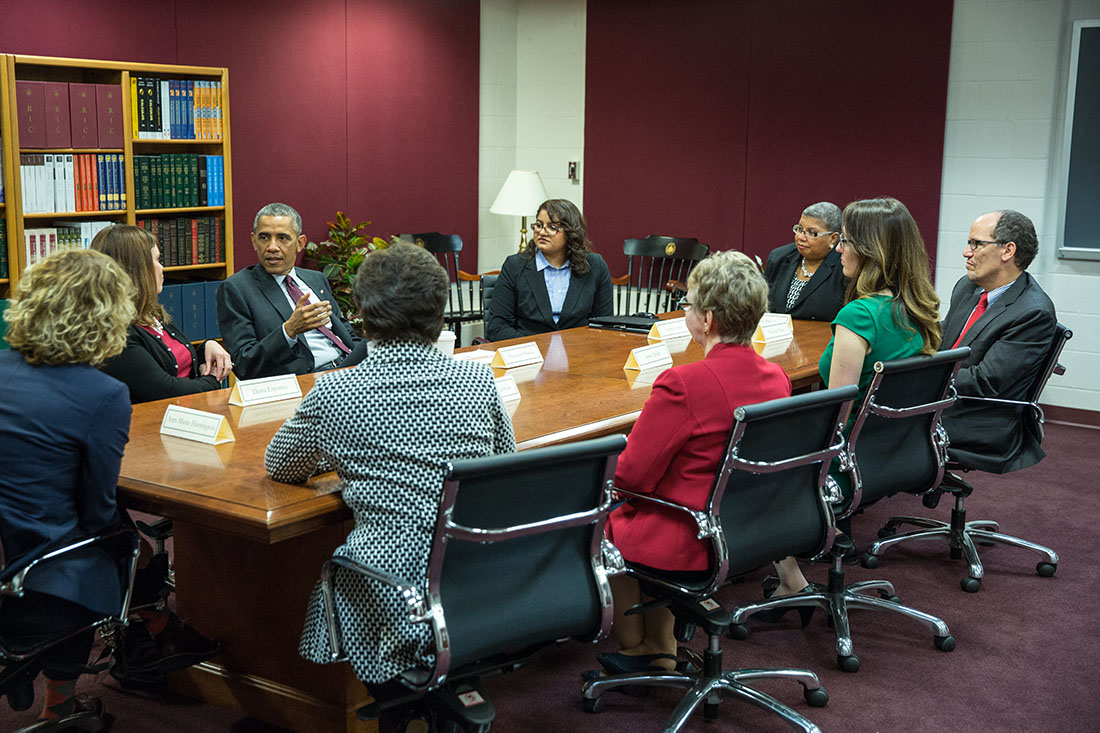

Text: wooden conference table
xmin=116 ymin=318 xmax=831 ymax=732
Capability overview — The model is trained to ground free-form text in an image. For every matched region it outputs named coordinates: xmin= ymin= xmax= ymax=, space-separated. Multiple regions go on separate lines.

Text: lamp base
xmin=519 ymin=215 xmax=529 ymax=253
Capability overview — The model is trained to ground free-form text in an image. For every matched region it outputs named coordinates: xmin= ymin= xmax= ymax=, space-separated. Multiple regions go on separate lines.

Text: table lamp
xmin=489 ymin=169 xmax=549 ymax=252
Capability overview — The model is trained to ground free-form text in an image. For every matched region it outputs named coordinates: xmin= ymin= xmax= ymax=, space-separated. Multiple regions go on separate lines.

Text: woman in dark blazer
xmin=763 ymin=201 xmax=847 ymax=321
xmin=592 ymin=251 xmax=791 ymax=676
xmin=93 ymin=225 xmax=232 ymax=403
xmin=0 ymin=250 xmax=135 ymax=726
xmin=485 ymin=198 xmax=613 ymax=341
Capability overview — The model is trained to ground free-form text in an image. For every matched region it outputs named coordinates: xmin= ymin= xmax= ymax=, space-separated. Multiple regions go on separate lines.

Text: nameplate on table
xmin=625 ymin=365 xmax=668 ymax=389
xmin=230 ymin=398 xmax=302 ymax=428
xmin=753 ymin=313 xmax=794 ymax=343
xmin=160 ymin=404 xmax=235 ymax=445
xmin=648 ymin=316 xmax=690 ymax=341
xmin=453 ymin=349 xmax=496 ymax=365
xmin=624 ymin=342 xmax=673 ymax=371
xmin=228 ymin=374 xmax=303 ymax=407
xmin=654 ymin=335 xmax=692 ymax=354
xmin=494 ymin=375 xmax=522 ymax=402
xmin=490 ymin=342 xmax=544 ymax=369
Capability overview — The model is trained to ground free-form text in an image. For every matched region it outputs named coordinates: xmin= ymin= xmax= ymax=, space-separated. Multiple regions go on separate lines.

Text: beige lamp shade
xmin=489 ymin=170 xmax=549 ymax=216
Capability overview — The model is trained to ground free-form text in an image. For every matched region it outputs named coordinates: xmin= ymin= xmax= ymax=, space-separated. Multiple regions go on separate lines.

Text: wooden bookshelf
xmin=0 ymin=54 xmax=234 ymax=290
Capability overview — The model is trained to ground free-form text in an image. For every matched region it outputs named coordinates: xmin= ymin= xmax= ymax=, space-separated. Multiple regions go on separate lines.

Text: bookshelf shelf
xmin=0 ymin=53 xmax=233 ymax=294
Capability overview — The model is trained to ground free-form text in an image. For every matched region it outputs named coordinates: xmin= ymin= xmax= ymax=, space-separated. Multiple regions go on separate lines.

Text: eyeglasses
xmin=531 ymin=221 xmax=563 ymax=235
xmin=677 ymin=297 xmax=693 ymax=311
xmin=837 ymin=236 xmax=857 ymax=248
xmin=793 ymin=225 xmax=836 ymax=239
xmin=965 ymin=239 xmax=1005 ymax=252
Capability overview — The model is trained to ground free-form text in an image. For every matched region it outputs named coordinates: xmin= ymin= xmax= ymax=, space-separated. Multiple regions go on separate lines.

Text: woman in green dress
xmin=761 ymin=197 xmax=942 ymax=616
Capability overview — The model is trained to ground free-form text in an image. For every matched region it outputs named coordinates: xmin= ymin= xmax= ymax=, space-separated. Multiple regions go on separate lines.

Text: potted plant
xmin=304 ymin=212 xmax=390 ymax=334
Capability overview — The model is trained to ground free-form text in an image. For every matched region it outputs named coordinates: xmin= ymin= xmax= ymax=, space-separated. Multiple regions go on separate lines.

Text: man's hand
xmin=283 ymin=293 xmax=333 ymax=339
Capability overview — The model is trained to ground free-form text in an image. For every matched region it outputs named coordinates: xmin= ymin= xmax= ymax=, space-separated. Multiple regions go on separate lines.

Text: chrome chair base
xmin=863 ymin=497 xmax=1059 ymax=592
xmin=582 ymin=635 xmax=827 ymax=733
xmin=730 ymin=563 xmax=955 ymax=673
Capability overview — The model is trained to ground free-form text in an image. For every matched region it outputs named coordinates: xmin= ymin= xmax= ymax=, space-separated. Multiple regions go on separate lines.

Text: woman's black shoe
xmin=751 ymin=584 xmax=815 ymax=626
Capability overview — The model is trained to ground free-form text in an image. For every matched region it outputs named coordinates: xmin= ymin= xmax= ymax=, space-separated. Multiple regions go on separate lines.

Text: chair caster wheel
xmin=837 ymin=654 xmax=860 ymax=673
xmin=935 ymin=635 xmax=956 ymax=652
xmin=727 ymin=624 xmax=750 ymax=641
xmin=960 ymin=577 xmax=981 ymax=593
xmin=877 ymin=526 xmax=897 ymax=539
xmin=1036 ymin=562 xmax=1056 ymax=578
xmin=583 ymin=696 xmax=604 ymax=714
xmin=860 ymin=553 xmax=879 ymax=569
xmin=805 ymin=687 xmax=829 ymax=707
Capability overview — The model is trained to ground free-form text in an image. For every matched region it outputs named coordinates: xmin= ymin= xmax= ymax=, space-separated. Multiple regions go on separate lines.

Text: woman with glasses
xmin=762 ymin=201 xmax=847 ymax=321
xmin=484 ymin=198 xmax=613 ymax=341
xmin=758 ymin=197 xmax=941 ymax=622
xmin=589 ymin=251 xmax=791 ymax=677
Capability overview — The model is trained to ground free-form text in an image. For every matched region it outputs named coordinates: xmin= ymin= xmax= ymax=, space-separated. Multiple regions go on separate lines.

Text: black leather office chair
xmin=319 ymin=435 xmax=626 ymax=731
xmin=732 ymin=349 xmax=968 ymax=672
xmin=863 ymin=325 xmax=1071 ymax=592
xmin=614 ymin=236 xmax=709 ymax=315
xmin=479 ymin=272 xmax=498 ymax=318
xmin=401 ymin=232 xmax=483 ymax=344
xmin=583 ymin=386 xmax=857 ymax=732
xmin=2 ymin=527 xmax=140 ymax=726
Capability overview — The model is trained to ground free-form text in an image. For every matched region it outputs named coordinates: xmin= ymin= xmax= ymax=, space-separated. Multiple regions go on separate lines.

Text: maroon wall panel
xmin=585 ymin=0 xmax=752 ymax=276
xmin=345 ymin=0 xmax=480 ymax=262
xmin=1 ymin=0 xmax=480 ymax=271
xmin=585 ymin=0 xmax=952 ymax=277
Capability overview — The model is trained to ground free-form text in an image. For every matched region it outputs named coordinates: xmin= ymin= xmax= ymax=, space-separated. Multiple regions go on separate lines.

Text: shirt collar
xmin=534 ymin=250 xmax=569 ymax=272
xmin=984 ymin=276 xmax=1017 ymax=307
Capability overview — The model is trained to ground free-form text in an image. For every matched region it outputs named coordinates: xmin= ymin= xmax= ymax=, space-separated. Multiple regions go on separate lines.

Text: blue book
xmin=180 ymin=282 xmax=206 ymax=341
xmin=204 ymin=280 xmax=221 ymax=340
xmin=186 ymin=81 xmax=194 ymax=140
xmin=159 ymin=282 xmax=183 ymax=328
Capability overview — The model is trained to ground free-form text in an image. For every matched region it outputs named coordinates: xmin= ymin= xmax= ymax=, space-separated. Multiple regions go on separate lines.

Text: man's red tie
xmin=283 ymin=276 xmax=351 ymax=354
xmin=952 ymin=292 xmax=988 ymax=348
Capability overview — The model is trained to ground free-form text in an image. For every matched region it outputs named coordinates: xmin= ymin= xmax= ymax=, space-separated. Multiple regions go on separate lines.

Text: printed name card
xmin=453 ymin=349 xmax=496 ymax=364
xmin=753 ymin=313 xmax=794 ymax=343
xmin=494 ymin=375 xmax=522 ymax=402
xmin=230 ymin=398 xmax=302 ymax=428
xmin=160 ymin=404 xmax=235 ymax=445
xmin=648 ymin=316 xmax=690 ymax=341
xmin=490 ymin=342 xmax=544 ymax=369
xmin=623 ymin=342 xmax=673 ymax=371
xmin=228 ymin=374 xmax=303 ymax=406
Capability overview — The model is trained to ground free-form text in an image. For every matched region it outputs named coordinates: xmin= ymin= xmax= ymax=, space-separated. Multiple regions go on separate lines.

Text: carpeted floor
xmin=3 ymin=422 xmax=1098 ymax=732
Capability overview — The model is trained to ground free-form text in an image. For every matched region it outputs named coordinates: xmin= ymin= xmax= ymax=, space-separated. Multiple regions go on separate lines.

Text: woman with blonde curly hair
xmin=0 ymin=249 xmax=134 ymax=727
xmin=591 ymin=250 xmax=792 ymax=676
xmin=760 ymin=196 xmax=941 ymax=621
xmin=92 ymin=225 xmax=232 ymax=403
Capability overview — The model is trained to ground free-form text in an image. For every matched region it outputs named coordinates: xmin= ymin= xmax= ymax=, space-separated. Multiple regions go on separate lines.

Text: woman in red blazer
xmin=598 ymin=250 xmax=791 ymax=676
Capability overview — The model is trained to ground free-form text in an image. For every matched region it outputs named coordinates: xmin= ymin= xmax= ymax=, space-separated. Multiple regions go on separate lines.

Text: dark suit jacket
xmin=216 ymin=265 xmax=364 ymax=380
xmin=0 ymin=351 xmax=130 ymax=616
xmin=607 ymin=343 xmax=792 ymax=571
xmin=100 ymin=321 xmax=221 ymax=403
xmin=763 ymin=243 xmax=847 ymax=322
xmin=939 ymin=273 xmax=1056 ymax=472
xmin=485 ymin=251 xmax=614 ymax=341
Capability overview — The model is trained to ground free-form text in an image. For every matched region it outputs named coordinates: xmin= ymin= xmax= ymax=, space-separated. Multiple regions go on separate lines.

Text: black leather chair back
xmin=427 ymin=435 xmax=624 ymax=678
xmin=844 ymin=348 xmax=970 ymax=513
xmin=617 ymin=236 xmax=709 ymax=315
xmin=480 ymin=273 xmax=498 ymax=317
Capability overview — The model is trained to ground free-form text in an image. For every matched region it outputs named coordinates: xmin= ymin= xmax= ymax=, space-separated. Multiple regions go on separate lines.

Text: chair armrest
xmin=319 ymin=555 xmax=429 ymax=663
xmin=611 ymin=274 xmax=630 ymax=286
xmin=457 ymin=270 xmax=480 ymax=282
xmin=1 ymin=527 xmax=139 ymax=600
xmin=613 ymin=488 xmax=720 ymax=541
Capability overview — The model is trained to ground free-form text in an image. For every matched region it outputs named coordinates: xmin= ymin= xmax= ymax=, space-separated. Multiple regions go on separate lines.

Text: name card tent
xmin=229 ymin=374 xmax=304 ymax=406
xmin=160 ymin=404 xmax=235 ymax=445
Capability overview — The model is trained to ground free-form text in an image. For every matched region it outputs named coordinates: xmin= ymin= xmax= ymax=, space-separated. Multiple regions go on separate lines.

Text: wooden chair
xmin=614 ymin=236 xmax=709 ymax=315
xmin=399 ymin=233 xmax=483 ymax=344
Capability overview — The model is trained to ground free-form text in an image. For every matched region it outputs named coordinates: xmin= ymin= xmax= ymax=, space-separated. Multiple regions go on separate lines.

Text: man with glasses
xmin=939 ymin=209 xmax=1056 ymax=470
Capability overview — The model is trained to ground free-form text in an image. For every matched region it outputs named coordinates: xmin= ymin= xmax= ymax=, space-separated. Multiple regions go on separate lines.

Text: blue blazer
xmin=485 ymin=252 xmax=614 ymax=341
xmin=0 ymin=351 xmax=131 ymax=615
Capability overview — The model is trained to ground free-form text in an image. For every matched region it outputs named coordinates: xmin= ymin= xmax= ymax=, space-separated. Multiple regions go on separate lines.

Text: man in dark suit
xmin=217 ymin=203 xmax=365 ymax=379
xmin=940 ymin=209 xmax=1056 ymax=472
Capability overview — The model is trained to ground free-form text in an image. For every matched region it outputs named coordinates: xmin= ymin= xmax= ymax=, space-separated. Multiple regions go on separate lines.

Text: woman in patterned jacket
xmin=265 ymin=244 xmax=515 ymax=690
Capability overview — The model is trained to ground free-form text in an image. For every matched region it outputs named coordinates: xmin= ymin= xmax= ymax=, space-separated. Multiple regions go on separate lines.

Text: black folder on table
xmin=587 ymin=314 xmax=659 ymax=334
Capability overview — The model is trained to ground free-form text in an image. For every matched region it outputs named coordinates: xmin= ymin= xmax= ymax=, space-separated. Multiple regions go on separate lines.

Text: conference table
xmin=116 ymin=318 xmax=831 ymax=732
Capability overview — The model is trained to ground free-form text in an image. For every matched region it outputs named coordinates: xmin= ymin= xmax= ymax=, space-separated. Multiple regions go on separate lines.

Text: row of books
xmin=138 ymin=216 xmax=224 ymax=268
xmin=133 ymin=77 xmax=223 ymax=141
xmin=159 ymin=281 xmax=222 ymax=343
xmin=133 ymin=154 xmax=225 ymax=210
xmin=19 ymin=153 xmax=127 ymax=214
xmin=23 ymin=221 xmax=114 ymax=267
xmin=15 ymin=81 xmax=123 ymax=149
xmin=0 ymin=221 xmax=8 ymax=279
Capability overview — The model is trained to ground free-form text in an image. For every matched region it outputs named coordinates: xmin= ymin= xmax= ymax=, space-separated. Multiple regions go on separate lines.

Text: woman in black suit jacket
xmin=763 ymin=201 xmax=847 ymax=322
xmin=93 ymin=225 xmax=232 ymax=403
xmin=485 ymin=198 xmax=613 ymax=341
